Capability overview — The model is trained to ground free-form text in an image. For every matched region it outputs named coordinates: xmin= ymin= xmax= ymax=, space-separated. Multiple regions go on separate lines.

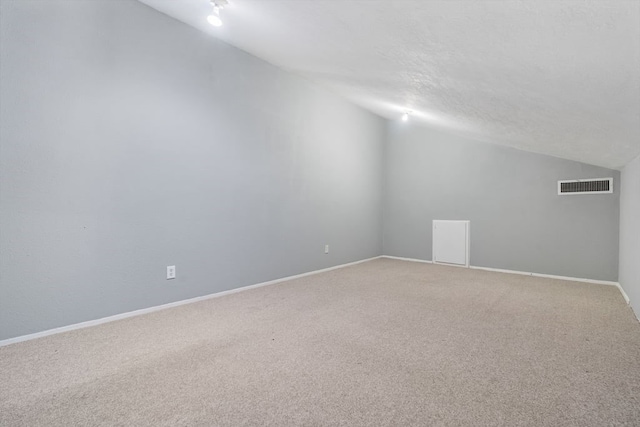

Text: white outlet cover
xmin=167 ymin=265 xmax=176 ymax=280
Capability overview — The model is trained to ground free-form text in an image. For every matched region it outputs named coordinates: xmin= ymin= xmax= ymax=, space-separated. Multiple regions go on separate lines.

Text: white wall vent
xmin=558 ymin=178 xmax=613 ymax=195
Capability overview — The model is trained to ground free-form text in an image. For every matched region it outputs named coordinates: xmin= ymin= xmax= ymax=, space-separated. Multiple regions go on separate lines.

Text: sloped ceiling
xmin=138 ymin=0 xmax=640 ymax=169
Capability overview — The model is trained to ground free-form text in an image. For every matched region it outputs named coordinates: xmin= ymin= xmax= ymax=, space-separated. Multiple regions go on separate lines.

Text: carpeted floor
xmin=1 ymin=258 xmax=639 ymax=426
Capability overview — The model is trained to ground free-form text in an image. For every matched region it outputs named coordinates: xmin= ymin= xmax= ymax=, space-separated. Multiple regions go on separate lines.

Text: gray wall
xmin=619 ymin=154 xmax=640 ymax=315
xmin=0 ymin=0 xmax=385 ymax=340
xmin=383 ymin=122 xmax=620 ymax=281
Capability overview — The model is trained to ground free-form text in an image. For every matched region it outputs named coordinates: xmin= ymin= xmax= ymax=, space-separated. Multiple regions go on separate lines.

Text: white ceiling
xmin=138 ymin=0 xmax=640 ymax=169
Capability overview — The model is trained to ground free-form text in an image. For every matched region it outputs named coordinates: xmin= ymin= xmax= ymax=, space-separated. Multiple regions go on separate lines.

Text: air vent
xmin=558 ymin=178 xmax=613 ymax=195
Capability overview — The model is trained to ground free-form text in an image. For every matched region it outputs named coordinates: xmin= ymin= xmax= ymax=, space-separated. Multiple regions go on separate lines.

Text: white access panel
xmin=432 ymin=220 xmax=470 ymax=267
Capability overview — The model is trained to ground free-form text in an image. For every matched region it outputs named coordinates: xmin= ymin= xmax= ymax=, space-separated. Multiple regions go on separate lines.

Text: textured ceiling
xmin=138 ymin=0 xmax=640 ymax=169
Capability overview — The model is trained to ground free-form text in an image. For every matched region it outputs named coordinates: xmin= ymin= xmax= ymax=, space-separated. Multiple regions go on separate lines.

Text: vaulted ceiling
xmin=138 ymin=0 xmax=640 ymax=169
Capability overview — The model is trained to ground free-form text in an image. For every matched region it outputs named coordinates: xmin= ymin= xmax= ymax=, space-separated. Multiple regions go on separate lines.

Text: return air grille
xmin=558 ymin=178 xmax=613 ymax=195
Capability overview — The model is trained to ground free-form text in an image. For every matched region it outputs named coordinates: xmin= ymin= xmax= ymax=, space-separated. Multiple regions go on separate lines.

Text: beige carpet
xmin=1 ymin=258 xmax=639 ymax=426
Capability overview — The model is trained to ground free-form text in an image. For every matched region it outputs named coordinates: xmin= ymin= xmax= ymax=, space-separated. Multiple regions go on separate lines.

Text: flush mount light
xmin=208 ymin=0 xmax=229 ymax=27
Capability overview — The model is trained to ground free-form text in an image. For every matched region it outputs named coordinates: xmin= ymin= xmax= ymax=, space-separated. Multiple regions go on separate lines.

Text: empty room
xmin=1 ymin=0 xmax=639 ymax=425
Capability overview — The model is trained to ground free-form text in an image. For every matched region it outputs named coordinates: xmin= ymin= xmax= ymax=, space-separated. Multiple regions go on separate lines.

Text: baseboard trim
xmin=3 ymin=256 xmax=631 ymax=347
xmin=381 ymin=255 xmax=433 ymax=264
xmin=0 ymin=256 xmax=382 ymax=348
xmin=468 ymin=265 xmax=619 ymax=287
xmin=616 ymin=283 xmax=631 ymax=305
xmin=381 ymin=255 xmax=628 ymax=303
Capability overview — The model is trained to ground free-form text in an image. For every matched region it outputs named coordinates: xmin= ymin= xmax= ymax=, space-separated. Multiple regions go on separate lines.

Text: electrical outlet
xmin=167 ymin=265 xmax=176 ymax=280
xmin=325 ymin=244 xmax=329 ymax=254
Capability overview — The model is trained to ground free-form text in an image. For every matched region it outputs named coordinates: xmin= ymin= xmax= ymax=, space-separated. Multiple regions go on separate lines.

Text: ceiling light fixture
xmin=207 ymin=0 xmax=228 ymax=27
xmin=402 ymin=111 xmax=412 ymax=122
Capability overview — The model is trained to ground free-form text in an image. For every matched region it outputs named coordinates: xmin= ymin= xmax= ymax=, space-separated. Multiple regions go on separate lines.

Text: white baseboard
xmin=382 ymin=255 xmax=629 ymax=304
xmin=616 ymin=283 xmax=630 ymax=305
xmin=0 ymin=256 xmax=382 ymax=348
xmin=381 ymin=255 xmax=433 ymax=264
xmin=614 ymin=284 xmax=637 ymax=322
xmin=3 ymin=255 xmax=633 ymax=347
xmin=469 ymin=265 xmax=619 ymax=287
